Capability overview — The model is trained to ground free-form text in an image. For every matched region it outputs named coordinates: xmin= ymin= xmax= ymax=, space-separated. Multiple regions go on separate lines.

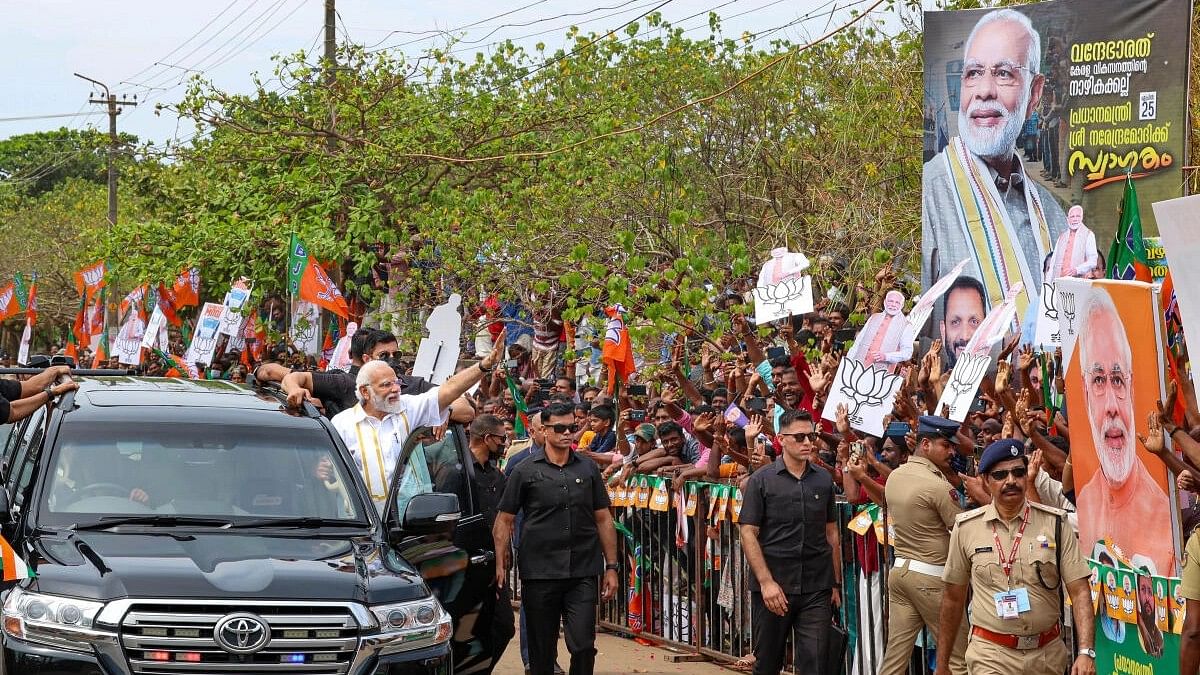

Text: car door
xmin=1 ymin=408 xmax=45 ymax=541
xmin=385 ymin=424 xmax=497 ymax=674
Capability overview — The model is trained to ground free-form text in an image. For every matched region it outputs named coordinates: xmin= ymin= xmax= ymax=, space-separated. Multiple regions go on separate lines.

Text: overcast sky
xmin=1 ymin=0 xmax=927 ymax=146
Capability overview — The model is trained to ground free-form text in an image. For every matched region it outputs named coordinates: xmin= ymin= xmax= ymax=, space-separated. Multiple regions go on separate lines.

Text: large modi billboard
xmin=920 ymin=0 xmax=1191 ymax=365
xmin=1058 ymin=277 xmax=1179 ymax=671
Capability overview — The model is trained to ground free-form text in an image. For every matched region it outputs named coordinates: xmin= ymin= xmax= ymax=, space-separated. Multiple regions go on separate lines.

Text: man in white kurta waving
xmin=332 ymin=330 xmax=505 ymax=512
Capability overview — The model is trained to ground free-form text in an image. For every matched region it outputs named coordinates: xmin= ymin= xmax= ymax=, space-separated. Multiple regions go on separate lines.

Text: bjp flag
xmin=92 ymin=329 xmax=109 ymax=368
xmin=601 ymin=304 xmax=635 ymax=394
xmin=24 ymin=273 xmax=37 ymax=328
xmin=155 ymin=283 xmax=183 ymax=327
xmin=121 ymin=285 xmax=148 ymax=324
xmin=1106 ymin=175 xmax=1152 ymax=283
xmin=73 ymin=260 xmax=107 ymax=300
xmin=0 ymin=284 xmax=18 ymax=321
xmin=173 ymin=267 xmax=201 ymax=308
xmin=288 ymin=234 xmax=350 ymax=318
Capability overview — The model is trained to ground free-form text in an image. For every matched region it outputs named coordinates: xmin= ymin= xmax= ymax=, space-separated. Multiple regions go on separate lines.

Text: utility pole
xmin=74 ymin=73 xmax=137 ymax=229
xmin=324 ymin=0 xmax=337 ymax=151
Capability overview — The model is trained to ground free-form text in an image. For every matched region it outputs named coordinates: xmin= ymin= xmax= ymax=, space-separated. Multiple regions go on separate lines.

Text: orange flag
xmin=0 ymin=284 xmax=18 ymax=321
xmin=173 ymin=268 xmax=200 ymax=308
xmin=73 ymin=260 xmax=107 ymax=300
xmin=602 ymin=305 xmax=635 ymax=394
xmin=288 ymin=234 xmax=350 ymax=318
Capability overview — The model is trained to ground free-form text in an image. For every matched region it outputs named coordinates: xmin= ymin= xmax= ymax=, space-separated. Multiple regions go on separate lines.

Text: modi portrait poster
xmin=1060 ymin=279 xmax=1180 ymax=671
xmin=920 ymin=0 xmax=1191 ymax=340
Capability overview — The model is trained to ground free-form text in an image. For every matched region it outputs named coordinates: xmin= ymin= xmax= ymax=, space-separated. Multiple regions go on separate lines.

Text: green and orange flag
xmin=92 ymin=327 xmax=109 ymax=368
xmin=504 ymin=374 xmax=531 ymax=437
xmin=1106 ymin=174 xmax=1152 ymax=282
xmin=288 ymin=234 xmax=350 ymax=318
xmin=13 ymin=273 xmax=29 ymax=313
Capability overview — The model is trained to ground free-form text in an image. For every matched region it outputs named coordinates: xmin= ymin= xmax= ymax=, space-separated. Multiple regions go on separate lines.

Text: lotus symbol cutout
xmin=754 ymin=277 xmax=808 ymax=315
xmin=115 ymin=318 xmax=145 ymax=356
xmin=191 ymin=333 xmax=216 ymax=356
xmin=1059 ymin=291 xmax=1076 ymax=336
xmin=838 ymin=359 xmax=899 ymax=421
xmin=946 ymin=352 xmax=989 ymax=415
xmin=1040 ymin=283 xmax=1058 ymax=321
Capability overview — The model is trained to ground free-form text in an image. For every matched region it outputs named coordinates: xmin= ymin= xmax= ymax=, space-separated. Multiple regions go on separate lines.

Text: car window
xmin=9 ymin=408 xmax=46 ymax=514
xmin=1 ymin=416 xmax=28 ymax=479
xmin=0 ymin=423 xmax=13 ymax=458
xmin=39 ymin=421 xmax=367 ymax=525
xmin=393 ymin=426 xmax=469 ymax=519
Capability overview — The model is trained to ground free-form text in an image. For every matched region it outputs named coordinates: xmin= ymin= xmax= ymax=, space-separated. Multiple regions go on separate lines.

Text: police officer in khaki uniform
xmin=880 ymin=415 xmax=969 ymax=675
xmin=935 ymin=440 xmax=1096 ymax=675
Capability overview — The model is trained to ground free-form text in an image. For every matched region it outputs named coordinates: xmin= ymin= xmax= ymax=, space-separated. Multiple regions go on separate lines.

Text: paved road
xmin=494 ymin=631 xmax=735 ymax=675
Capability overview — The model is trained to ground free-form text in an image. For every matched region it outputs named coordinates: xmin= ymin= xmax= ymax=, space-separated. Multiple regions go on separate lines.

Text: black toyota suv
xmin=0 ymin=376 xmax=502 ymax=675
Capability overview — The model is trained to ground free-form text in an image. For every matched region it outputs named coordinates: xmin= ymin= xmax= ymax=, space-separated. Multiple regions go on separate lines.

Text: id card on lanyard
xmin=991 ymin=505 xmax=1031 ymax=619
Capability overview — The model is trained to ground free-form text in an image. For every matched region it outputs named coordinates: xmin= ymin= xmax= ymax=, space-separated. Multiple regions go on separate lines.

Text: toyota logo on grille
xmin=213 ymin=613 xmax=270 ymax=654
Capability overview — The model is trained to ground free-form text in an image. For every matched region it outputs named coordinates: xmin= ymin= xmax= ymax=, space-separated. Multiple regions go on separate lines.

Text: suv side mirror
xmin=391 ymin=493 xmax=460 ymax=543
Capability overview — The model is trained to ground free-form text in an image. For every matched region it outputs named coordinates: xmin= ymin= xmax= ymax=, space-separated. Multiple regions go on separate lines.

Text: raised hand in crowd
xmin=744 ymin=414 xmax=766 ymax=443
xmin=960 ymin=471 xmax=990 ymax=506
xmin=834 ymin=402 xmax=853 ymax=439
xmin=1025 ymin=449 xmax=1044 ymax=504
xmin=806 ymin=363 xmax=829 ymax=398
xmin=994 ymin=359 xmax=1012 ymax=394
xmin=1011 ymin=390 xmax=1031 ymax=439
xmin=997 ymin=334 xmax=1019 ymax=363
xmin=891 ymin=383 xmax=919 ymax=428
xmin=1138 ymin=404 xmax=1200 ymax=479
xmin=1139 ymin=409 xmax=1167 ymax=456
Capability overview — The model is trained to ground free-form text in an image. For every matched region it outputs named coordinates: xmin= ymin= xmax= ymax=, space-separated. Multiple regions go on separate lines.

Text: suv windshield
xmin=38 ymin=421 xmax=367 ymax=527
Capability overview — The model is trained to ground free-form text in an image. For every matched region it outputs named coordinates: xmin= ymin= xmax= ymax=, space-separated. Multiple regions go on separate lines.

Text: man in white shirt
xmin=332 ymin=335 xmax=504 ymax=512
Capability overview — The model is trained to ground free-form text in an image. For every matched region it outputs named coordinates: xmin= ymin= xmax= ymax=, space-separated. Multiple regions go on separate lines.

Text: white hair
xmin=1078 ymin=289 xmax=1131 ymax=375
xmin=964 ymin=8 xmax=1041 ymax=75
xmin=355 ymin=360 xmax=396 ymax=402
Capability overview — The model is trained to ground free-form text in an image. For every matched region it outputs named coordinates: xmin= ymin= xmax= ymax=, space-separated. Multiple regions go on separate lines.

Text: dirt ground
xmin=493 ymin=631 xmax=737 ymax=675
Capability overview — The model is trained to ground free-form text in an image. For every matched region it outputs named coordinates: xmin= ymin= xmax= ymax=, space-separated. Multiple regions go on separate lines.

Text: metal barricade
xmin=594 ymin=477 xmax=937 ymax=675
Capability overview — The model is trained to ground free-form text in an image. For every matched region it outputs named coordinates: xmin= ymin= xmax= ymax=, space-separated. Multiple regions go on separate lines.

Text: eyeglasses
xmin=987 ymin=466 xmax=1028 ymax=481
xmin=546 ymin=423 xmax=580 ymax=434
xmin=961 ymin=62 xmax=1030 ymax=88
xmin=371 ymin=379 xmax=401 ymax=390
xmin=779 ymin=432 xmax=820 ymax=443
xmin=1087 ymin=366 xmax=1128 ymax=401
xmin=373 ymin=351 xmax=398 ymax=361
xmin=485 ymin=433 xmax=507 ymax=444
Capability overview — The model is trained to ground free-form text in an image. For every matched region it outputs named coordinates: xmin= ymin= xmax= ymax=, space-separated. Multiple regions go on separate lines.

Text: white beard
xmin=959 ymin=84 xmax=1031 ymax=161
xmin=372 ymin=392 xmax=404 ymax=415
xmin=1089 ymin=409 xmax=1135 ymax=486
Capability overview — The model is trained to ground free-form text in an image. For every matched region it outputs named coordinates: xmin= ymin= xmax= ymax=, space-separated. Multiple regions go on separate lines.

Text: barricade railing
xmin=590 ymin=475 xmax=937 ymax=675
xmin=501 ymin=472 xmax=1077 ymax=674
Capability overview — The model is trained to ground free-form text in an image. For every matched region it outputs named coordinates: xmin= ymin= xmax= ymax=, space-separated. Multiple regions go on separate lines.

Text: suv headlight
xmin=367 ymin=598 xmax=452 ymax=654
xmin=3 ymin=587 xmax=110 ymax=651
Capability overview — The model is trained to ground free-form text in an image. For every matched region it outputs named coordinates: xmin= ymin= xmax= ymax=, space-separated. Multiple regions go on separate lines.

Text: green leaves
xmin=27 ymin=5 xmax=940 ymax=346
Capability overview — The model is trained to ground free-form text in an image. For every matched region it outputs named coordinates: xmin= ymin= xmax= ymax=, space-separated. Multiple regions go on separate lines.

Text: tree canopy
xmin=1 ymin=0 xmax=1196 ymax=347
xmin=102 ymin=1 xmax=922 ymax=341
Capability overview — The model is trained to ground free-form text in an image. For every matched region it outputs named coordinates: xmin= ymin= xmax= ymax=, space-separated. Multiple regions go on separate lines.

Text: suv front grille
xmin=119 ymin=602 xmax=360 ymax=674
